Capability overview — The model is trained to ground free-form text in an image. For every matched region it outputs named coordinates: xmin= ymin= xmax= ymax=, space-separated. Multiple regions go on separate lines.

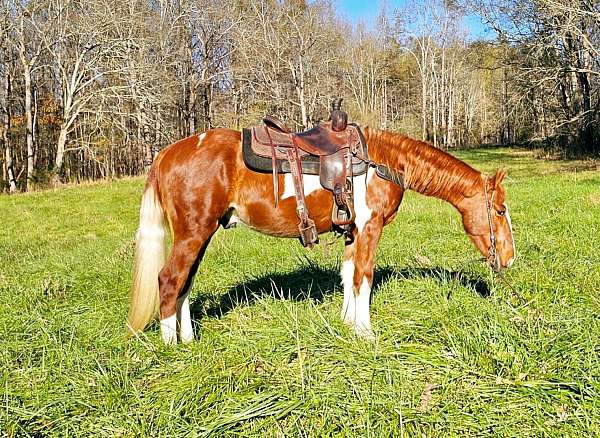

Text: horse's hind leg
xmin=159 ymin=226 xmax=218 ymax=344
xmin=175 ymin=251 xmax=203 ymax=343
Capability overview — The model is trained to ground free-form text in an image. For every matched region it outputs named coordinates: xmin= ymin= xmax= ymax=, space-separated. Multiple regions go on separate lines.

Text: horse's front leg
xmin=340 ymin=215 xmax=384 ymax=339
xmin=340 ymin=237 xmax=356 ymax=324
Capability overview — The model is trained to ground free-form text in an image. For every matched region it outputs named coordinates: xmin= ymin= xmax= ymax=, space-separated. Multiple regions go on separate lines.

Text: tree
xmin=5 ymin=0 xmax=52 ymax=190
xmin=41 ymin=0 xmax=133 ymax=182
xmin=470 ymin=0 xmax=599 ymax=153
xmin=235 ymin=0 xmax=342 ymax=129
xmin=0 ymin=13 xmax=16 ymax=192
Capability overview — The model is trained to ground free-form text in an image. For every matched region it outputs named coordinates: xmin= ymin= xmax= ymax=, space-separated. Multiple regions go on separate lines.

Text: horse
xmin=126 ymin=127 xmax=516 ymax=344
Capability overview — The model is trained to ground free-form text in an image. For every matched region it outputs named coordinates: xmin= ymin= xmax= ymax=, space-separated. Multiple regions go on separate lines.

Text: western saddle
xmin=242 ymin=99 xmax=369 ymax=247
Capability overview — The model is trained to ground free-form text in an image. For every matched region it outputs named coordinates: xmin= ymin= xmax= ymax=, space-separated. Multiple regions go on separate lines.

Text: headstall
xmin=483 ymin=177 xmax=498 ymax=269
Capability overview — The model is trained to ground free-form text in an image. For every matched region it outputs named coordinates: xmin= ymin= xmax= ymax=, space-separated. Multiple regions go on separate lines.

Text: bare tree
xmin=40 ymin=0 xmax=137 ymax=182
xmin=179 ymin=0 xmax=238 ymax=133
xmin=5 ymin=0 xmax=52 ymax=190
xmin=470 ymin=0 xmax=599 ymax=153
xmin=343 ymin=21 xmax=392 ymax=127
xmin=395 ymin=0 xmax=471 ymax=148
xmin=236 ymin=0 xmax=342 ymax=129
xmin=1 ymin=12 xmax=16 ymax=192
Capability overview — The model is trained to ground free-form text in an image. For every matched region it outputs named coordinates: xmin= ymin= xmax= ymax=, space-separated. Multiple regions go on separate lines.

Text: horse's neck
xmin=403 ymin=154 xmax=482 ymax=209
xmin=367 ymin=129 xmax=482 ymax=210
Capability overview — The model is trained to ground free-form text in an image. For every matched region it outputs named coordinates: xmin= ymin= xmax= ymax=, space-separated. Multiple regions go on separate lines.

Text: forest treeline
xmin=1 ymin=0 xmax=598 ymax=192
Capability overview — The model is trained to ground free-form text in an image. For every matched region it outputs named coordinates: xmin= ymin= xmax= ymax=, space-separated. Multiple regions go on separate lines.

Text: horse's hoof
xmin=341 ymin=314 xmax=354 ymax=326
xmin=354 ymin=325 xmax=375 ymax=341
xmin=180 ymin=332 xmax=194 ymax=344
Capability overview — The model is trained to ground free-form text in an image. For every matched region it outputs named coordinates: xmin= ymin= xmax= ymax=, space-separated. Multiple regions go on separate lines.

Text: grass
xmin=0 ymin=148 xmax=599 ymax=436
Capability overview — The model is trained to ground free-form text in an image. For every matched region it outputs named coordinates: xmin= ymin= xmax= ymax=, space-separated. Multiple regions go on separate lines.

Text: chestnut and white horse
xmin=127 ymin=128 xmax=515 ymax=343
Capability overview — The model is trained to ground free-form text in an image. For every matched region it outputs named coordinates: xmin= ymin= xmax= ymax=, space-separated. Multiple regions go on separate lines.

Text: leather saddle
xmin=242 ymin=99 xmax=369 ymax=247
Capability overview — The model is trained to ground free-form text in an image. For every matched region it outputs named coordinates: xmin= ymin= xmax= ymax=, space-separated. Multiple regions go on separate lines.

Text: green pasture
xmin=1 ymin=148 xmax=599 ymax=436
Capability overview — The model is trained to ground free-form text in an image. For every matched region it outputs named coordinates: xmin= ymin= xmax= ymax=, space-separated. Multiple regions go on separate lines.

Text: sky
xmin=335 ymin=0 xmax=495 ymax=40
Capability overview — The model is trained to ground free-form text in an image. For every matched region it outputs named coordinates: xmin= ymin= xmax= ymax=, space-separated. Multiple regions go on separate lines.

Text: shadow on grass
xmin=191 ymin=264 xmax=490 ymax=320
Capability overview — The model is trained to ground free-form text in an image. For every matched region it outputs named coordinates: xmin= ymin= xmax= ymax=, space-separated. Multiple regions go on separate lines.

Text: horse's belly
xmin=231 ymin=173 xmax=334 ymax=237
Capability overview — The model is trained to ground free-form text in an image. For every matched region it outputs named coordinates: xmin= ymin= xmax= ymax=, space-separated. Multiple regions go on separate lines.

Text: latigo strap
xmin=287 ymin=138 xmax=318 ymax=247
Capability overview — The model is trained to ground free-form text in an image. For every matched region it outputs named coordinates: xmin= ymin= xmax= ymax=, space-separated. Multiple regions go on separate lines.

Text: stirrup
xmin=332 ymin=181 xmax=355 ymax=226
xmin=298 ymin=219 xmax=319 ymax=247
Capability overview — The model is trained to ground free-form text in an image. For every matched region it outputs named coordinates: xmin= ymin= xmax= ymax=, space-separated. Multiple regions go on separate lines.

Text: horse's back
xmin=156 ymin=128 xmax=240 ymax=169
xmin=154 ymin=128 xmax=240 ymax=185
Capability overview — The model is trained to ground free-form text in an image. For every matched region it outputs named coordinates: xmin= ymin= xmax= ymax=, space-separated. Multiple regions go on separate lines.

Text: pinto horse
xmin=127 ymin=128 xmax=515 ymax=343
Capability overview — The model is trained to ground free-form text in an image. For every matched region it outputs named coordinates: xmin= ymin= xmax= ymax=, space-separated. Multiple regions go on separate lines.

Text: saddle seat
xmin=263 ymin=116 xmax=354 ymax=156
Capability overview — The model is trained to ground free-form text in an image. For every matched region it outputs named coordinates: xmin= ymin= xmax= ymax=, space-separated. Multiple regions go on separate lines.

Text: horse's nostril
xmin=506 ymin=257 xmax=515 ymax=268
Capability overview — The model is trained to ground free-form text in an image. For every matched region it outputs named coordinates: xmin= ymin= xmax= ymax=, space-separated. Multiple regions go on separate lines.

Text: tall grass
xmin=0 ymin=149 xmax=599 ymax=436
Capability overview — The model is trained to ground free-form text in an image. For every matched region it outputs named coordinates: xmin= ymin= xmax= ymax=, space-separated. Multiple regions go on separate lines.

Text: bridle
xmin=483 ymin=178 xmax=525 ymax=303
xmin=462 ymin=178 xmax=524 ymax=302
xmin=357 ymin=146 xmax=500 ymax=269
xmin=483 ymin=177 xmax=498 ymax=270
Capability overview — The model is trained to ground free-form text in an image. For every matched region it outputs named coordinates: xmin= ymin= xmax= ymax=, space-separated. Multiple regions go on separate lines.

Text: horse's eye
xmin=497 ymin=209 xmax=506 ymax=217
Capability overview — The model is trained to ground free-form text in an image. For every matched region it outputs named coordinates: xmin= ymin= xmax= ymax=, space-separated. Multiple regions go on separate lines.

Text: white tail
xmin=126 ymin=186 xmax=168 ymax=336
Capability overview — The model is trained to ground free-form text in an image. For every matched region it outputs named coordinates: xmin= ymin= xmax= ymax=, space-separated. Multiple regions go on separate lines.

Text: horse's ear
xmin=492 ymin=168 xmax=507 ymax=188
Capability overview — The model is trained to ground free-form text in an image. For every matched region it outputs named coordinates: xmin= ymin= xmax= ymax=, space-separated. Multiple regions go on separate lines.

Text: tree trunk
xmin=502 ymin=68 xmax=509 ymax=145
xmin=2 ymin=65 xmax=16 ymax=193
xmin=2 ymin=124 xmax=17 ymax=194
xmin=53 ymin=124 xmax=69 ymax=184
xmin=576 ymin=69 xmax=592 ymax=151
xmin=420 ymin=64 xmax=427 ymax=142
xmin=188 ymin=83 xmax=196 ymax=135
xmin=202 ymin=82 xmax=212 ymax=131
xmin=23 ymin=62 xmax=34 ymax=191
xmin=2 ymin=130 xmax=17 ymax=193
xmin=137 ymin=102 xmax=153 ymax=172
xmin=295 ymin=59 xmax=308 ymax=129
xmin=32 ymin=85 xmax=38 ymax=167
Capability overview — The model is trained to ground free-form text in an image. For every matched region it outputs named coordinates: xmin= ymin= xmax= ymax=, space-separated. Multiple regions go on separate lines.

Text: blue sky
xmin=335 ymin=0 xmax=494 ymax=40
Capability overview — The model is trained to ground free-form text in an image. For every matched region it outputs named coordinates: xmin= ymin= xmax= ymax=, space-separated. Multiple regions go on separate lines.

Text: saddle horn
xmin=330 ymin=98 xmax=347 ymax=132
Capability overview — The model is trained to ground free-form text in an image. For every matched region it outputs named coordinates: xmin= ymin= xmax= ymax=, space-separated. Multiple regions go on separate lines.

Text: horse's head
xmin=461 ymin=169 xmax=515 ymax=271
